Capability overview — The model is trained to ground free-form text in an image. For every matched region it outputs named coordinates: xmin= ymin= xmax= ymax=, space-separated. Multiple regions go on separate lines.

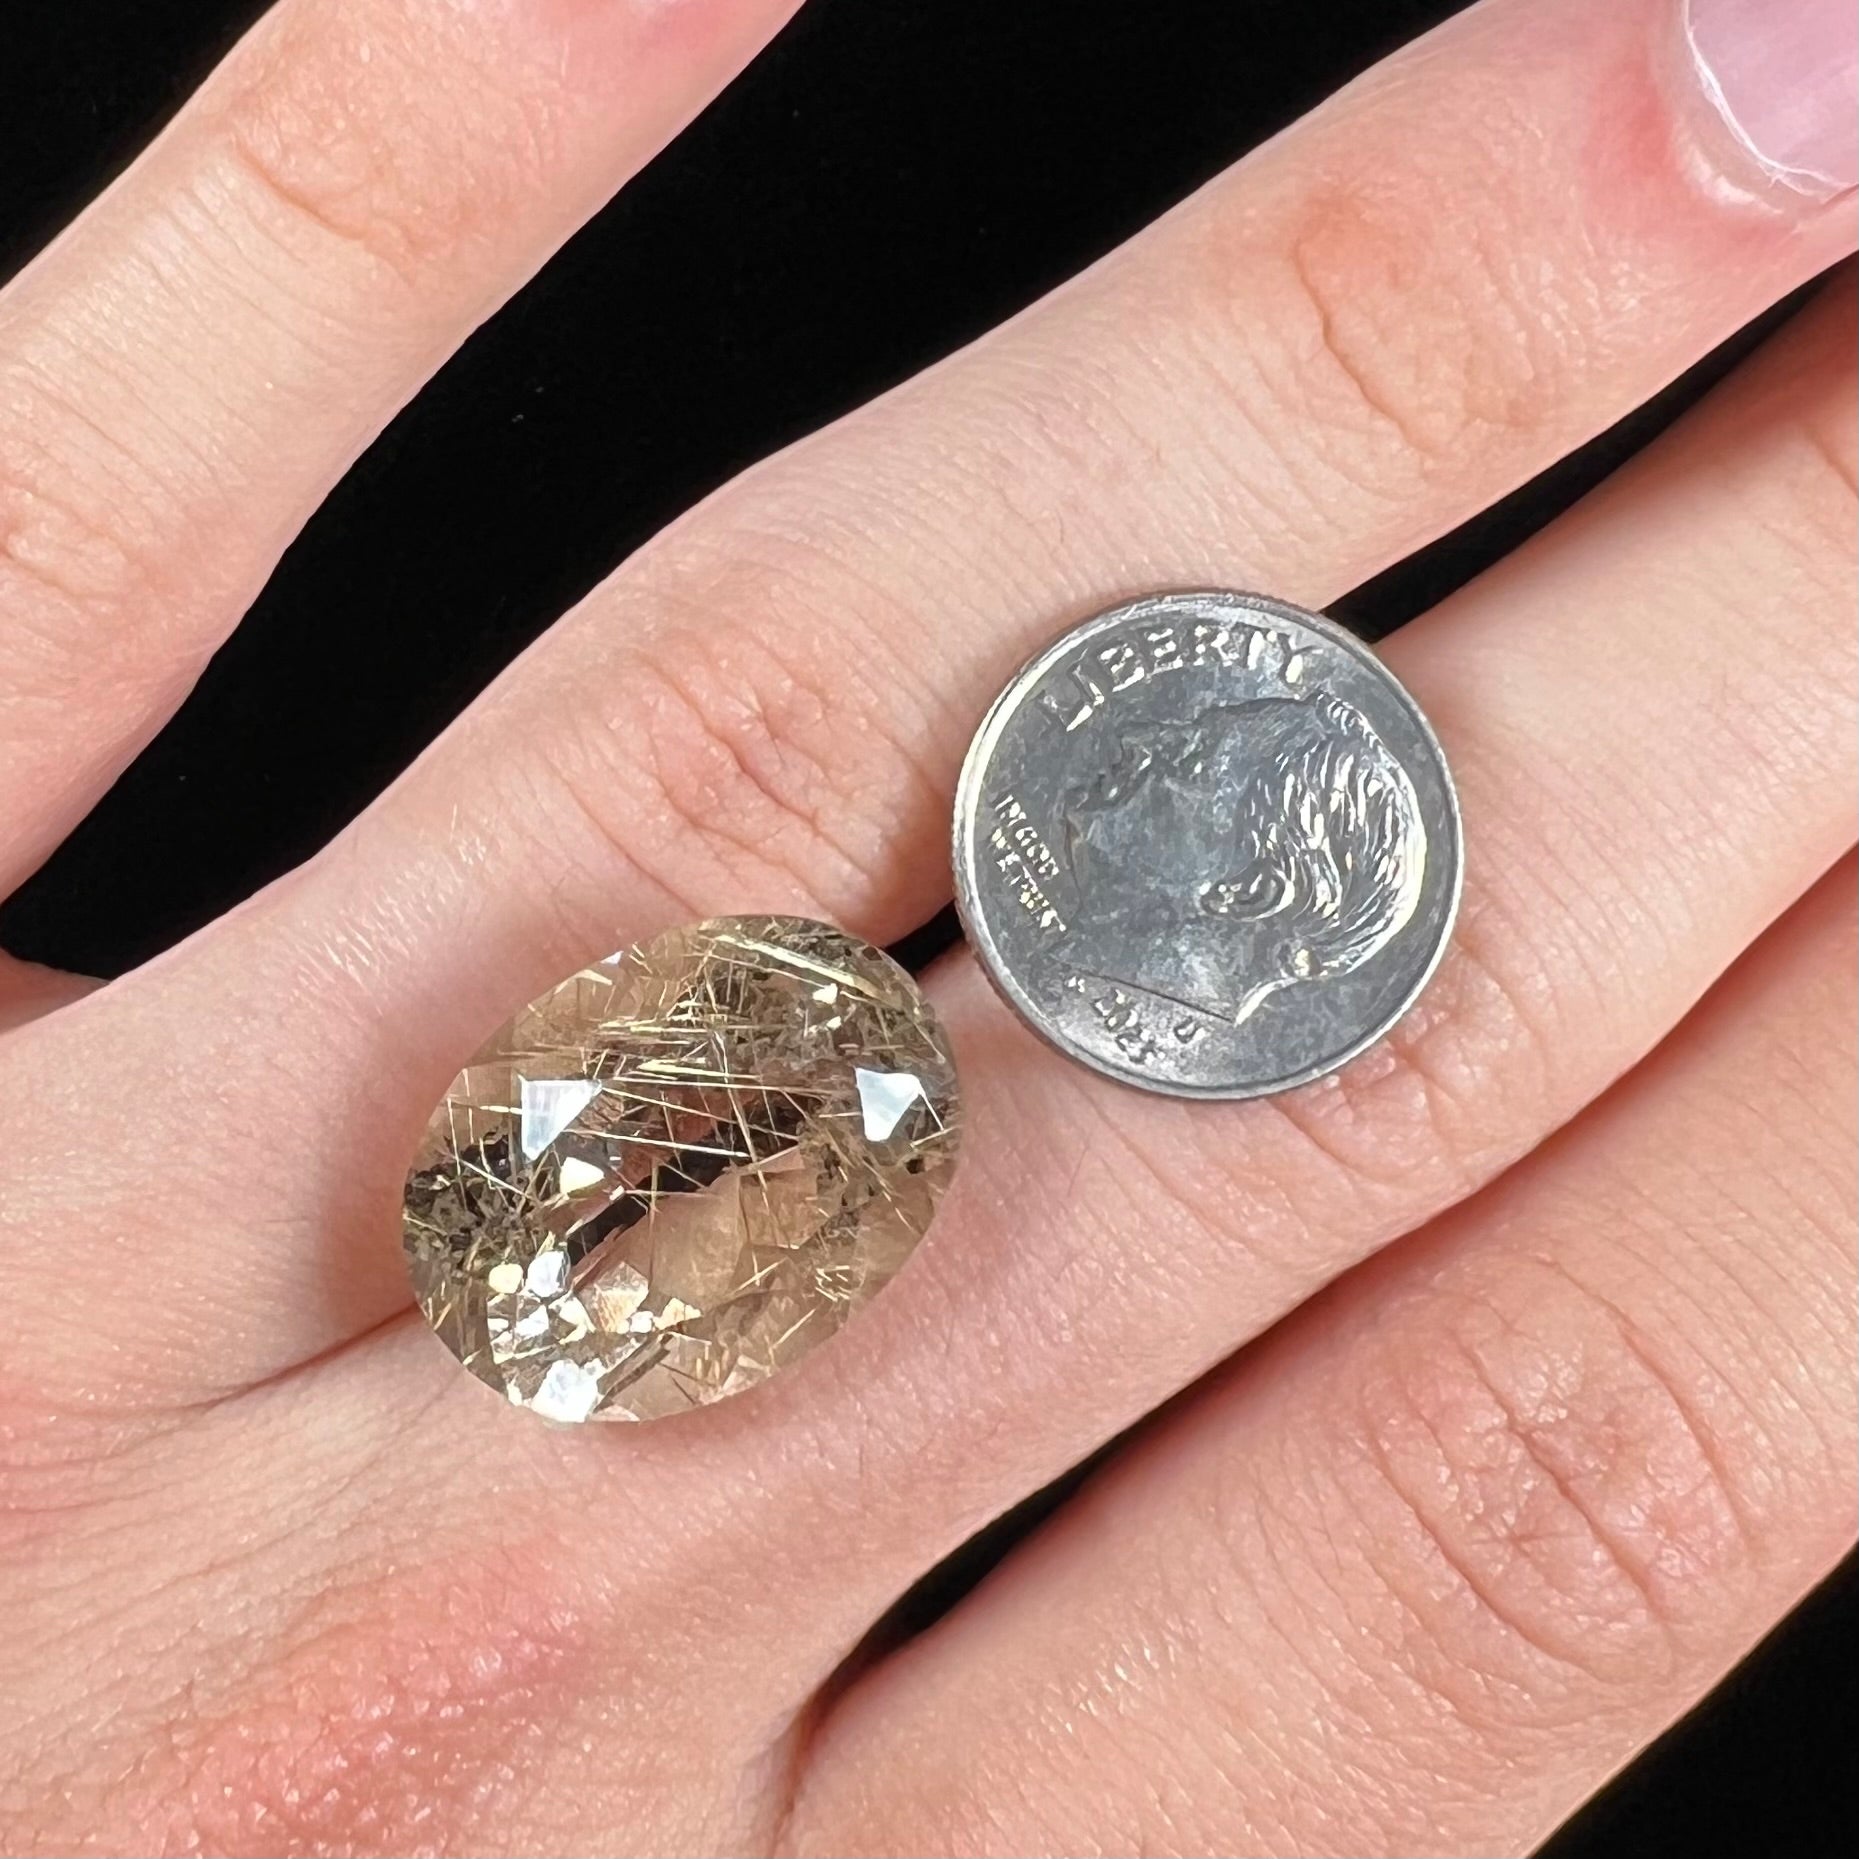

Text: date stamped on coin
xmin=953 ymin=592 xmax=1462 ymax=1100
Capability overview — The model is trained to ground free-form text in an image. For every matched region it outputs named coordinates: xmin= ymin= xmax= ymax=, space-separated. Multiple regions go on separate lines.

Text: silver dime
xmin=953 ymin=591 xmax=1461 ymax=1099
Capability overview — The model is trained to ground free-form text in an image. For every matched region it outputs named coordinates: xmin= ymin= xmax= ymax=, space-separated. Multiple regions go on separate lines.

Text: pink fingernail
xmin=1685 ymin=0 xmax=1858 ymax=198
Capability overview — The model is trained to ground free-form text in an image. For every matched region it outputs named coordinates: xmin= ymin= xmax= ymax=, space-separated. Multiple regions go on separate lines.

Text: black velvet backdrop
xmin=0 ymin=2 xmax=1852 ymax=1852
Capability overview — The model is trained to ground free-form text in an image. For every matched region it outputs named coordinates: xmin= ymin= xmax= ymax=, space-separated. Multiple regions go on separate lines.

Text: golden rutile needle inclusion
xmin=403 ymin=917 xmax=960 ymax=1422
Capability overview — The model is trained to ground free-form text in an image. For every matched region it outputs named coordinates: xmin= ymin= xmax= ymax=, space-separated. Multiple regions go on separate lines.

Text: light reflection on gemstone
xmin=402 ymin=916 xmax=961 ymax=1422
xmin=855 ymin=1067 xmax=928 ymax=1141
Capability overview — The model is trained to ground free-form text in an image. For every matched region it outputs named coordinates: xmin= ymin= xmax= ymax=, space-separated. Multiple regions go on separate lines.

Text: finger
xmin=9 ymin=0 xmax=1855 ymax=1395
xmin=0 ymin=0 xmax=802 ymax=892
xmin=784 ymin=859 xmax=1858 ymax=1859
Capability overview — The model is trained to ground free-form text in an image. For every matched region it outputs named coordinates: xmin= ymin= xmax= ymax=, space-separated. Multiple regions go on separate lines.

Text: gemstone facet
xmin=403 ymin=917 xmax=960 ymax=1422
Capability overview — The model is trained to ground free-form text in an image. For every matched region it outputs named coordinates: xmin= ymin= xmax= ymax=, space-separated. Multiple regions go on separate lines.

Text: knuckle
xmin=0 ymin=368 xmax=186 ymax=682
xmin=209 ymin=5 xmax=561 ymax=283
xmin=1343 ymin=1259 xmax=1758 ymax=1702
xmin=1222 ymin=151 xmax=1579 ymax=484
xmin=1206 ymin=887 xmax=1563 ymax=1251
xmin=526 ymin=574 xmax=914 ymax=922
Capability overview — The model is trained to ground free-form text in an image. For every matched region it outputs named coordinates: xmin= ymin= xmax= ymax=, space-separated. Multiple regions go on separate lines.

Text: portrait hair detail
xmin=1060 ymin=691 xmax=1428 ymax=1026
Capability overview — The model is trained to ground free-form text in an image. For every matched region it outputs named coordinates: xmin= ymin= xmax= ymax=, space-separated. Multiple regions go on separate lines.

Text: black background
xmin=0 ymin=1 xmax=1852 ymax=1852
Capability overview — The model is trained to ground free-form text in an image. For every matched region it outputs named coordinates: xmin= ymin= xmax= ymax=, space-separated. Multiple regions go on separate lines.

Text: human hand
xmin=1 ymin=1 xmax=1854 ymax=1854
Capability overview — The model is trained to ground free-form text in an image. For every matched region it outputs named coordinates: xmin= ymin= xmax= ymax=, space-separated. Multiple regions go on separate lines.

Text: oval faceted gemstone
xmin=403 ymin=917 xmax=960 ymax=1422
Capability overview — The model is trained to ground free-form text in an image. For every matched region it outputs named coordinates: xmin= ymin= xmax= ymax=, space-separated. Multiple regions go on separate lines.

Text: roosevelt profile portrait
xmin=1058 ymin=692 xmax=1428 ymax=1029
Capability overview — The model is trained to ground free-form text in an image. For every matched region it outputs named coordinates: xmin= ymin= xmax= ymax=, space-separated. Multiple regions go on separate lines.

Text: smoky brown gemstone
xmin=403 ymin=917 xmax=960 ymax=1422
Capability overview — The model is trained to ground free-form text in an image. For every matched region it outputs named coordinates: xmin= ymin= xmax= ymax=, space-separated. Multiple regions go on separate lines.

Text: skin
xmin=0 ymin=0 xmax=1852 ymax=1853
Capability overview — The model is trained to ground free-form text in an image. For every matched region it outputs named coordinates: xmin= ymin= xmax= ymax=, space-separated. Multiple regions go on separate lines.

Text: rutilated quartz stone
xmin=403 ymin=917 xmax=960 ymax=1422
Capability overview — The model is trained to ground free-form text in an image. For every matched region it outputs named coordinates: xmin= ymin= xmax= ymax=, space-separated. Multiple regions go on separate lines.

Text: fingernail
xmin=1685 ymin=0 xmax=1858 ymax=199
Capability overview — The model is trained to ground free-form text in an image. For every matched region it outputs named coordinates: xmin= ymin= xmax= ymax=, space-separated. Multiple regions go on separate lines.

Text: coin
xmin=953 ymin=591 xmax=1461 ymax=1099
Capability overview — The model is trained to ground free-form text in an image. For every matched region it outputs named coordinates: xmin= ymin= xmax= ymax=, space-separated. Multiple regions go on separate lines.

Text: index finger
xmin=0 ymin=0 xmax=802 ymax=892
